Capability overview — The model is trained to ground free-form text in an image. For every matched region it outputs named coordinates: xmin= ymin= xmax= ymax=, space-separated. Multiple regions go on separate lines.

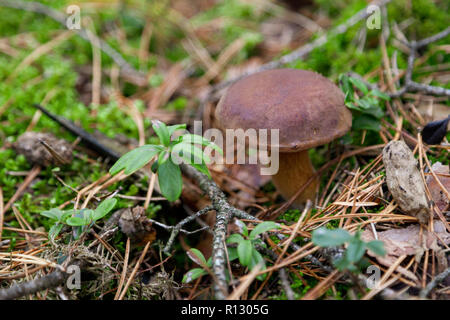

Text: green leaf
xmin=349 ymin=76 xmax=368 ymax=94
xmin=167 ymin=124 xmax=187 ymax=138
xmin=355 ymin=98 xmax=384 ymax=119
xmin=345 ymin=101 xmax=361 ymax=112
xmin=312 ymin=227 xmax=352 ymax=247
xmin=362 ymin=105 xmax=384 ymax=119
xmin=172 ymin=142 xmax=211 ymax=164
xmin=40 ymin=208 xmax=63 ymax=221
xmin=182 ymin=268 xmax=207 ymax=283
xmin=344 ymin=91 xmax=353 ymax=104
xmin=346 ymin=238 xmax=366 ymax=263
xmin=237 ymin=239 xmax=253 ymax=267
xmin=250 ymin=250 xmax=266 ymax=281
xmin=109 ymin=145 xmax=161 ymax=175
xmin=249 ymin=221 xmax=280 ymax=240
xmin=92 ymin=198 xmax=117 ymax=221
xmin=190 ymin=162 xmax=211 ymax=179
xmin=48 ymin=223 xmax=63 ymax=241
xmin=227 ymin=247 xmax=239 ymax=261
xmin=151 ymin=160 xmax=159 ymax=173
xmin=187 ymin=248 xmax=207 ymax=266
xmin=152 ymin=120 xmax=171 ymax=146
xmin=370 ymin=89 xmax=390 ymax=100
xmin=356 ymin=98 xmax=373 ymax=110
xmin=366 ymin=240 xmax=386 ymax=256
xmin=82 ymin=209 xmax=95 ymax=223
xmin=333 ymin=256 xmax=351 ymax=271
xmin=181 ymin=134 xmax=223 ymax=155
xmin=227 ymin=233 xmax=244 ymax=244
xmin=157 ymin=158 xmax=182 ymax=201
xmin=157 ymin=150 xmax=170 ymax=166
xmin=234 ymin=220 xmax=248 ymax=237
xmin=66 ymin=216 xmax=88 ymax=226
xmin=352 ymin=114 xmax=381 ymax=131
xmin=339 ymin=74 xmax=353 ymax=96
xmin=249 ymin=249 xmax=265 ymax=269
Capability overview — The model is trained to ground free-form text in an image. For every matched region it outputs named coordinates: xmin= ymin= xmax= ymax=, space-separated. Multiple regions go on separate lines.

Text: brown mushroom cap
xmin=215 ymin=68 xmax=352 ymax=152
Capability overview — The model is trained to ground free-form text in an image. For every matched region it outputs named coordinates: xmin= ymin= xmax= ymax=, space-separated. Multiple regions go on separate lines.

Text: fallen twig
xmin=0 ymin=269 xmax=67 ymax=300
xmin=162 ymin=205 xmax=214 ymax=253
xmin=391 ymin=27 xmax=450 ymax=97
xmin=420 ymin=267 xmax=450 ymax=298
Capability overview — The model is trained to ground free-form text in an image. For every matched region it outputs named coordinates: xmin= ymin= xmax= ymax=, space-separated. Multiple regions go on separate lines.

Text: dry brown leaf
xmin=362 ymin=221 xmax=450 ymax=265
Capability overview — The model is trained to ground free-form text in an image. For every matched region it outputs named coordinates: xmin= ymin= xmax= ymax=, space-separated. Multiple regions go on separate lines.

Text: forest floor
xmin=0 ymin=0 xmax=449 ymax=300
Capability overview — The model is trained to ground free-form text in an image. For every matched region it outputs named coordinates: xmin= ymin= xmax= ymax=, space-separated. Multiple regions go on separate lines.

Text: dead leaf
xmin=426 ymin=162 xmax=450 ymax=212
xmin=362 ymin=221 xmax=450 ymax=265
xmin=118 ymin=206 xmax=156 ymax=245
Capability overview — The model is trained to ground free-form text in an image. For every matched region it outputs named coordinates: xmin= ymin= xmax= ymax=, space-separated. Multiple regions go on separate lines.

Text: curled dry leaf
xmin=382 ymin=140 xmax=430 ymax=224
xmin=421 ymin=116 xmax=450 ymax=145
xmin=426 ymin=162 xmax=450 ymax=212
xmin=13 ymin=132 xmax=73 ymax=167
xmin=362 ymin=221 xmax=450 ymax=279
xmin=118 ymin=206 xmax=156 ymax=245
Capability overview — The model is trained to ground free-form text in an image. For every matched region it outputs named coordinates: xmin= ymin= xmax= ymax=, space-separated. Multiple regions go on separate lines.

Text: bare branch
xmin=391 ymin=27 xmax=450 ymax=97
xmin=420 ymin=267 xmax=450 ymax=298
xmin=162 ymin=205 xmax=214 ymax=253
xmin=0 ymin=269 xmax=67 ymax=300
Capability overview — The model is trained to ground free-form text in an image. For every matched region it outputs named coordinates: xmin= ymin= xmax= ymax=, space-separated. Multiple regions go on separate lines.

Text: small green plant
xmin=109 ymin=120 xmax=222 ymax=202
xmin=312 ymin=227 xmax=385 ymax=272
xmin=226 ymin=220 xmax=280 ymax=280
xmin=339 ymin=74 xmax=390 ymax=133
xmin=40 ymin=198 xmax=117 ymax=241
xmin=182 ymin=248 xmax=213 ymax=284
xmin=182 ymin=220 xmax=280 ymax=283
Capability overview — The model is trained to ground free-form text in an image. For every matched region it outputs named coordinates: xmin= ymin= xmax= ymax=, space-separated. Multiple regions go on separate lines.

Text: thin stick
xmin=144 ymin=173 xmax=156 ymax=210
xmin=226 ymin=264 xmax=262 ymax=300
xmin=118 ymin=241 xmax=150 ymax=300
xmin=420 ymin=267 xmax=450 ymax=298
xmin=114 ymin=238 xmax=130 ymax=300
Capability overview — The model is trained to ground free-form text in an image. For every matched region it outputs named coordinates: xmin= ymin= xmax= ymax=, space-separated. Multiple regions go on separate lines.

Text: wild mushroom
xmin=215 ymin=68 xmax=352 ymax=206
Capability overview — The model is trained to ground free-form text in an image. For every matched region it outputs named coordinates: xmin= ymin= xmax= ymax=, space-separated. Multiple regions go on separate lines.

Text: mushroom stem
xmin=271 ymin=150 xmax=318 ymax=207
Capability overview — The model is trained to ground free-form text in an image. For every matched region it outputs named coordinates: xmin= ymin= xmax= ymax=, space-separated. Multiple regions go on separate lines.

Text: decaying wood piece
xmin=382 ymin=140 xmax=430 ymax=224
xmin=13 ymin=132 xmax=73 ymax=166
xmin=118 ymin=206 xmax=156 ymax=245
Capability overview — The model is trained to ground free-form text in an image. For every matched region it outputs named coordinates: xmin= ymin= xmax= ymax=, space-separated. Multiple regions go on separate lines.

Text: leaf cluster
xmin=40 ymin=198 xmax=117 ymax=241
xmin=109 ymin=120 xmax=222 ymax=202
xmin=182 ymin=220 xmax=280 ymax=283
xmin=312 ymin=227 xmax=385 ymax=272
xmin=339 ymin=74 xmax=390 ymax=133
